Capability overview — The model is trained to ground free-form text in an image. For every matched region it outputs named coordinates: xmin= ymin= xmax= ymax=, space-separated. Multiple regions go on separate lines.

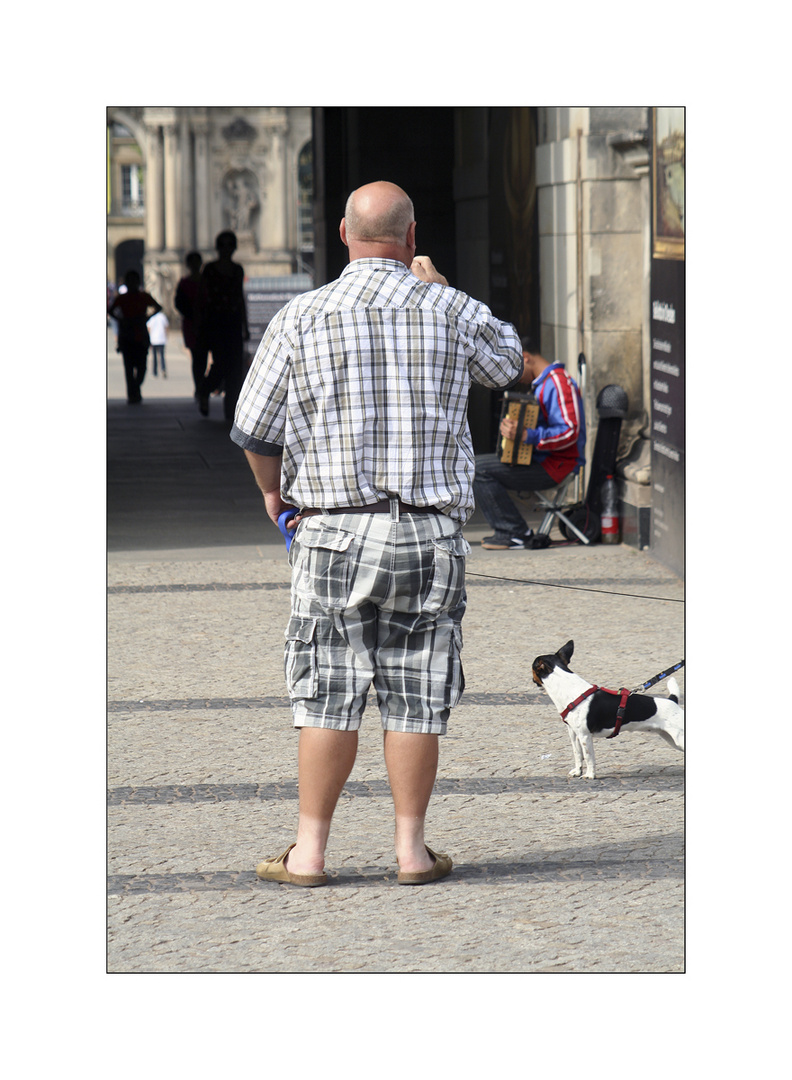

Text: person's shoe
xmin=397 ymin=845 xmax=453 ymax=885
xmin=197 ymin=393 xmax=209 ymax=417
xmin=255 ymin=843 xmax=327 ymax=887
xmin=481 ymin=530 xmax=534 ymax=550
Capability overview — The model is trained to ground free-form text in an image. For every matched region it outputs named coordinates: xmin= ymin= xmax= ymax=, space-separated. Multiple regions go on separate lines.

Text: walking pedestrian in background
xmin=147 ymin=309 xmax=169 ymax=377
xmin=107 ymin=270 xmax=162 ymax=404
xmin=174 ymin=251 xmax=207 ymax=395
xmin=196 ymin=231 xmax=249 ymax=420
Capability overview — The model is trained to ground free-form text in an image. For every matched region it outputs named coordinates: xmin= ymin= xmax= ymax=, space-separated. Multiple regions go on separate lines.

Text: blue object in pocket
xmin=277 ymin=508 xmax=299 ymax=551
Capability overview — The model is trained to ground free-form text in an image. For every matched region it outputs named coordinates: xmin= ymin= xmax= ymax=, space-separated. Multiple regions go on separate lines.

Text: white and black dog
xmin=532 ymin=640 xmax=684 ymax=779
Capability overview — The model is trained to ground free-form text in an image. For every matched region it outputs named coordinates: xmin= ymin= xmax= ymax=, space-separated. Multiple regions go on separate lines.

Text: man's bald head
xmin=343 ymin=181 xmax=415 ymax=245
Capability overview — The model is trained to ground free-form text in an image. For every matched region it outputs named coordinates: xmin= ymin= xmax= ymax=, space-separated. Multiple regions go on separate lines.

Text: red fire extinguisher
xmin=600 ymin=475 xmax=620 ymax=544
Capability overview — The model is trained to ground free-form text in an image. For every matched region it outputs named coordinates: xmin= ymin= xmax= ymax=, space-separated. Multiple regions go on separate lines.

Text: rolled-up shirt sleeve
xmin=230 ymin=317 xmax=292 ymax=455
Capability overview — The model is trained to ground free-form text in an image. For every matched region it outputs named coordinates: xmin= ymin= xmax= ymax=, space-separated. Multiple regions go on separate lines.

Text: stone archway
xmin=107 ymin=107 xmax=147 ymax=162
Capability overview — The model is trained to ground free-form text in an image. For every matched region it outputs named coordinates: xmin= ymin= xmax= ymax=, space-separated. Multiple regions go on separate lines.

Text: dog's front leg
xmin=567 ymin=727 xmax=584 ymax=777
xmin=580 ymin=732 xmax=596 ymax=779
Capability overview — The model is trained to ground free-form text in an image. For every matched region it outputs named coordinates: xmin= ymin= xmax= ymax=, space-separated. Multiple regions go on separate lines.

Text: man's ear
xmin=340 ymin=218 xmax=349 ymax=248
xmin=406 ymin=220 xmax=416 ymax=249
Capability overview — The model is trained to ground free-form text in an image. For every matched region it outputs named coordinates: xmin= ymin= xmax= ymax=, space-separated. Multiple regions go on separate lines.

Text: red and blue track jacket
xmin=523 ymin=363 xmax=586 ymax=482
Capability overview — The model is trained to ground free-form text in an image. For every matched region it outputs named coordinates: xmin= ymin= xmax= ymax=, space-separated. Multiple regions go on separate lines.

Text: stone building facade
xmin=534 ymin=107 xmax=656 ymax=547
xmin=106 ymin=106 xmax=313 ymax=317
xmin=106 ymin=105 xmax=682 ymax=573
xmin=534 ymin=107 xmax=684 ymax=569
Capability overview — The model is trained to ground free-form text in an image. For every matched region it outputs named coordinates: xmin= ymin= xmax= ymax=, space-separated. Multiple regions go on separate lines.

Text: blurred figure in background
xmin=108 ymin=271 xmax=162 ymax=404
xmin=196 ymin=231 xmax=249 ymax=420
xmin=174 ymin=251 xmax=207 ymax=395
xmin=147 ymin=308 xmax=169 ymax=377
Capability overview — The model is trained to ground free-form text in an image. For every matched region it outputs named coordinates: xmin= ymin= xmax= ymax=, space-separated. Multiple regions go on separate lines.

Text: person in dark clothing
xmin=174 ymin=251 xmax=208 ymax=396
xmin=196 ymin=231 xmax=249 ymax=420
xmin=107 ymin=271 xmax=162 ymax=404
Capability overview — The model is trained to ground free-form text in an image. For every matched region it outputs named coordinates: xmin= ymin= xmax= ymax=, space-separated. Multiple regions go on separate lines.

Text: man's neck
xmin=347 ymin=240 xmax=411 ymax=267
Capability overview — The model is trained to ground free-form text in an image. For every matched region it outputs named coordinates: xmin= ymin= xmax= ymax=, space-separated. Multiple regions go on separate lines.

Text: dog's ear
xmin=558 ymin=640 xmax=574 ymax=666
xmin=532 ymin=657 xmax=550 ymax=685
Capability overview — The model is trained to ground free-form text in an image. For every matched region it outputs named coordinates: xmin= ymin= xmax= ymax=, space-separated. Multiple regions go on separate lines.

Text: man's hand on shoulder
xmin=410 ymin=256 xmax=448 ymax=286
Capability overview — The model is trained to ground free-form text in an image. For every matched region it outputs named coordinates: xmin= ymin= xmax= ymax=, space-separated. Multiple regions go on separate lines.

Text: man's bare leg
xmin=383 ymin=730 xmax=439 ymax=873
xmin=285 ymin=727 xmax=359 ymax=876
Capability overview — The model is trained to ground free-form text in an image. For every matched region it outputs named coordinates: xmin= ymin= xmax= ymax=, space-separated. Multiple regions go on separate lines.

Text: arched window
xmin=108 ymin=120 xmax=145 ymax=217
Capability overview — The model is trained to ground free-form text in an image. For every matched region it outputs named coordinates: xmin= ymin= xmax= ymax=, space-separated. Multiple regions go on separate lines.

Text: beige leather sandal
xmin=255 ymin=843 xmax=327 ymax=887
xmin=397 ymin=845 xmax=453 ymax=885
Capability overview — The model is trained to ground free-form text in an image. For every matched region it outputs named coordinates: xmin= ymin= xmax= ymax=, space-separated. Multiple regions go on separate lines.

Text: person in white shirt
xmin=147 ymin=310 xmax=170 ymax=377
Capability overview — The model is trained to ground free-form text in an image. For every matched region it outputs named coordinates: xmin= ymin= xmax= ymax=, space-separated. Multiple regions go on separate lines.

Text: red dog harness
xmin=560 ymin=685 xmax=631 ymax=739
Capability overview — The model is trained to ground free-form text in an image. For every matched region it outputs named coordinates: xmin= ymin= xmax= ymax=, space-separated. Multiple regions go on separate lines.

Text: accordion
xmin=499 ymin=391 xmax=539 ymax=465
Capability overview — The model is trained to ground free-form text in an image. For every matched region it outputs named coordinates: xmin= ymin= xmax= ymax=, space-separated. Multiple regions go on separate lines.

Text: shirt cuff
xmin=503 ymin=371 xmax=526 ymax=392
xmin=229 ymin=424 xmax=283 ymax=456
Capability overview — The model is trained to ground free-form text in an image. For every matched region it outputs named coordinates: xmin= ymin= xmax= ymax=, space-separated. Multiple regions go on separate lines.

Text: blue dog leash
xmin=632 ymin=660 xmax=685 ymax=694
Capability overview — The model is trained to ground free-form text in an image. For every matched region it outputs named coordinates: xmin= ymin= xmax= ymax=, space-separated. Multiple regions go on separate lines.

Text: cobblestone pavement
xmin=107 ymin=334 xmax=685 ymax=973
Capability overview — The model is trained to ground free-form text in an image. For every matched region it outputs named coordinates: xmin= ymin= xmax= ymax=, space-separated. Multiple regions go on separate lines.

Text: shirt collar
xmin=532 ymin=363 xmax=563 ymax=390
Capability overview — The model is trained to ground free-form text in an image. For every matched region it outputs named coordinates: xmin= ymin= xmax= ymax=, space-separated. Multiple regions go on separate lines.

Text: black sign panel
xmin=244 ymin=290 xmax=299 ymax=360
xmin=650 ymin=258 xmax=685 ymax=453
xmin=649 ymin=108 xmax=685 ymax=577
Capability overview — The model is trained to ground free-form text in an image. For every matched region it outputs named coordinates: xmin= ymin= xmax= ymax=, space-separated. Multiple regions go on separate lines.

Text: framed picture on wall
xmin=652 ymin=107 xmax=685 ymax=260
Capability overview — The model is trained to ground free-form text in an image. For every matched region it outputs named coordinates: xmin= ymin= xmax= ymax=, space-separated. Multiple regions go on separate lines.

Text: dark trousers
xmin=200 ymin=340 xmax=245 ymax=420
xmin=473 ymin=453 xmax=557 ymax=536
xmin=190 ymin=347 xmax=209 ymax=394
xmin=121 ymin=345 xmax=148 ymax=403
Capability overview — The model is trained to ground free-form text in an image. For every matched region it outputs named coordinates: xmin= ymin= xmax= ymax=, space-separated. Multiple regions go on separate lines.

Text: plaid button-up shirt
xmin=231 ymin=258 xmax=522 ymax=523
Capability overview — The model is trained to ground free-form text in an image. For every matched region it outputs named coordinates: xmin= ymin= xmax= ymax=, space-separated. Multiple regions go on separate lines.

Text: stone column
xmin=163 ymin=122 xmax=181 ymax=251
xmin=145 ymin=123 xmax=164 ymax=252
xmin=180 ymin=114 xmax=193 ymax=251
xmin=193 ymin=118 xmax=212 ymax=251
xmin=271 ymin=126 xmax=287 ymax=249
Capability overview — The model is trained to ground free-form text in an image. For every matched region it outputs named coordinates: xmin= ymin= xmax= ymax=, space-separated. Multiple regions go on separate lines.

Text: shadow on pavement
xmin=107 ymin=397 xmax=271 ymax=555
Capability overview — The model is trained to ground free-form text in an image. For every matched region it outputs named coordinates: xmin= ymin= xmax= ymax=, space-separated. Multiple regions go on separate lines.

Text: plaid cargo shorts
xmin=284 ymin=507 xmax=469 ymax=734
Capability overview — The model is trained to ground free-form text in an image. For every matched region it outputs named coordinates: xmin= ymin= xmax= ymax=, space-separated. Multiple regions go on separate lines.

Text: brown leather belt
xmin=300 ymin=498 xmax=441 ymax=517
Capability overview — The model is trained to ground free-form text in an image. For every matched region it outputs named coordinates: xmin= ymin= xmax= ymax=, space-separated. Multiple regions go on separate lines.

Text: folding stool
xmin=532 ymin=471 xmax=591 ymax=545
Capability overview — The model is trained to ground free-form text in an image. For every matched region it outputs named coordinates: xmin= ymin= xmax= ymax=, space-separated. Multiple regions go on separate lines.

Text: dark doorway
xmin=312 ymin=107 xmax=456 ymax=287
xmin=114 ymin=240 xmax=144 ymax=286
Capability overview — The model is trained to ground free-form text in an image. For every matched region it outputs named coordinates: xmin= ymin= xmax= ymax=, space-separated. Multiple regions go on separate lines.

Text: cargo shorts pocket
xmin=284 ymin=616 xmax=318 ymax=700
xmin=422 ymin=534 xmax=471 ymax=616
xmin=291 ymin=524 xmax=358 ymax=612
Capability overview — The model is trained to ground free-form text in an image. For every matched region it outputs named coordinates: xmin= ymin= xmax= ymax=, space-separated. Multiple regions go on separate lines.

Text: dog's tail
xmin=667 ymin=677 xmax=680 ymax=704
